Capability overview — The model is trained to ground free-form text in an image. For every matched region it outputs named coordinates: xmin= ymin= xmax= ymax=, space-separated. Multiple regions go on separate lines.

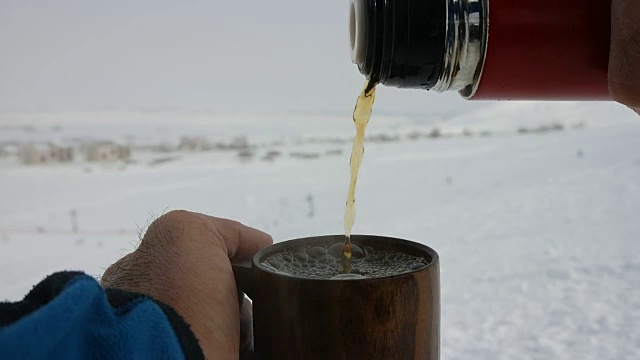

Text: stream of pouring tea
xmin=342 ymin=81 xmax=377 ymax=273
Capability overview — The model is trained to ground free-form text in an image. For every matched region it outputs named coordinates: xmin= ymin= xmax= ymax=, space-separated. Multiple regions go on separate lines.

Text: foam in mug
xmin=260 ymin=242 xmax=428 ymax=279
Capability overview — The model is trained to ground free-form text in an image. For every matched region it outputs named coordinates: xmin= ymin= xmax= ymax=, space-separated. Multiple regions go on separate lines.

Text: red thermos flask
xmin=348 ymin=0 xmax=612 ymax=100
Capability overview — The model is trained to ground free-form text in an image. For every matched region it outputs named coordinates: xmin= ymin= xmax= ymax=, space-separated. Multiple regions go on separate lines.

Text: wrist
xmin=102 ymin=212 xmax=240 ymax=359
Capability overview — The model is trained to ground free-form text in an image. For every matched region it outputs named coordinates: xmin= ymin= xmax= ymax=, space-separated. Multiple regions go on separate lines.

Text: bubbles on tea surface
xmin=267 ymin=259 xmax=283 ymax=270
xmin=306 ymin=246 xmax=327 ymax=258
xmin=260 ymin=243 xmax=428 ymax=279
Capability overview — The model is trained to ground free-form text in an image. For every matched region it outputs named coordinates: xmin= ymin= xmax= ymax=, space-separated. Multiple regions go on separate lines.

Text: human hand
xmin=101 ymin=210 xmax=273 ymax=359
xmin=610 ymin=0 xmax=640 ymax=114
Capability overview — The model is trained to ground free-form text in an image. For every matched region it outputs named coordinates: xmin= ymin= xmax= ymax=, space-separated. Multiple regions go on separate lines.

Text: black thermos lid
xmin=349 ymin=0 xmax=446 ymax=90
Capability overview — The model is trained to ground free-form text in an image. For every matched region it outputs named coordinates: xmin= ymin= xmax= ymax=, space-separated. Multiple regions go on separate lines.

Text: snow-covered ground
xmin=1 ymin=102 xmax=639 ymax=359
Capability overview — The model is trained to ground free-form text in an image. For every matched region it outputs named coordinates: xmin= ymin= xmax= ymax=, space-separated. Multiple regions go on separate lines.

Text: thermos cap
xmin=349 ymin=0 xmax=487 ymax=97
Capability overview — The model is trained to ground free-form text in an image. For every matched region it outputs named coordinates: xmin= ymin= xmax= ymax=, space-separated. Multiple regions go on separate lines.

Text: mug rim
xmin=251 ymin=234 xmax=439 ymax=281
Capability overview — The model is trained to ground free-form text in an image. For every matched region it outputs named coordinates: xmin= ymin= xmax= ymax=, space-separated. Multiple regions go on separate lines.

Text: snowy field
xmin=1 ymin=102 xmax=640 ymax=359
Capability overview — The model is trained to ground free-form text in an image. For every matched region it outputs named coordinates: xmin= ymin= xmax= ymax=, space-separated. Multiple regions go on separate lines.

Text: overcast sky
xmin=0 ymin=0 xmax=482 ymax=115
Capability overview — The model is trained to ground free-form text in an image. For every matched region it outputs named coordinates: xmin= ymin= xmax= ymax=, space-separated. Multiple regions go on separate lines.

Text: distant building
xmin=261 ymin=149 xmax=281 ymax=162
xmin=266 ymin=149 xmax=281 ymax=158
xmin=178 ymin=136 xmax=211 ymax=151
xmin=214 ymin=136 xmax=249 ymax=151
xmin=229 ymin=136 xmax=248 ymax=150
xmin=1 ymin=143 xmax=20 ymax=158
xmin=19 ymin=143 xmax=74 ymax=165
xmin=86 ymin=142 xmax=131 ymax=162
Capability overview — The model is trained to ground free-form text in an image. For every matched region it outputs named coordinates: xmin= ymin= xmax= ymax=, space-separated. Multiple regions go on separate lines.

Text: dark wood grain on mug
xmin=250 ymin=235 xmax=440 ymax=360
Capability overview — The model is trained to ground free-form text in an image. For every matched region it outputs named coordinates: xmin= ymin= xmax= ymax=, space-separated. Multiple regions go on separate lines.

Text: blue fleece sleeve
xmin=0 ymin=272 xmax=204 ymax=360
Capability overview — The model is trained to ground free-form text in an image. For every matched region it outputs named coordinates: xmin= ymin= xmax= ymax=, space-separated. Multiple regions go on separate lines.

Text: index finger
xmin=212 ymin=217 xmax=273 ymax=261
xmin=609 ymin=0 xmax=640 ymax=110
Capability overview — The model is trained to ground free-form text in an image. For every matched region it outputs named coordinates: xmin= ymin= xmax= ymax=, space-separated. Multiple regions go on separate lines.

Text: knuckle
xmin=161 ymin=209 xmax=191 ymax=222
xmin=157 ymin=210 xmax=192 ymax=228
xmin=144 ymin=210 xmax=193 ymax=244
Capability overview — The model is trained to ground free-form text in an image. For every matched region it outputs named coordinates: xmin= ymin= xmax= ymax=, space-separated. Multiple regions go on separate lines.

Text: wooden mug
xmin=232 ymin=234 xmax=440 ymax=360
